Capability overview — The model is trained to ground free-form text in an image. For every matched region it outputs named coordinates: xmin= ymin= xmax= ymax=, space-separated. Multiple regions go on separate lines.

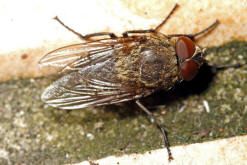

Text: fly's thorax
xmin=137 ymin=34 xmax=182 ymax=89
xmin=114 ymin=33 xmax=182 ymax=90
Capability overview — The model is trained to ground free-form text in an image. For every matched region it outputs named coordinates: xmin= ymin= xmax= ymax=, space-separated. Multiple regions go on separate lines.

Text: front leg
xmin=167 ymin=20 xmax=219 ymax=40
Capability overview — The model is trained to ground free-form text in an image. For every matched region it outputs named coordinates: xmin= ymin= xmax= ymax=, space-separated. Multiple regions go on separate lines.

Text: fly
xmin=39 ymin=4 xmax=241 ymax=161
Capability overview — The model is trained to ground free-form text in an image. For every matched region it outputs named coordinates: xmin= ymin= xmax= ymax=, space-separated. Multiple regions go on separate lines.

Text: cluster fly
xmin=39 ymin=4 xmax=241 ymax=161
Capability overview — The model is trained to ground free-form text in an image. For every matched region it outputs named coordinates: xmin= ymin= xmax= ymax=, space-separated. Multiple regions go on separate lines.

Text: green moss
xmin=0 ymin=41 xmax=247 ymax=164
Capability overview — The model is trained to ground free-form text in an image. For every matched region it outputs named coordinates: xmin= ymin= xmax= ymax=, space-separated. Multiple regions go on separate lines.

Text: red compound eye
xmin=176 ymin=37 xmax=199 ymax=81
xmin=180 ymin=60 xmax=199 ymax=81
xmin=176 ymin=36 xmax=195 ymax=59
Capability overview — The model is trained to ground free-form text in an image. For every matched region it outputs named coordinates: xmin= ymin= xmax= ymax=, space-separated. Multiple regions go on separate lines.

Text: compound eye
xmin=176 ymin=36 xmax=195 ymax=59
xmin=180 ymin=60 xmax=199 ymax=81
xmin=176 ymin=36 xmax=198 ymax=81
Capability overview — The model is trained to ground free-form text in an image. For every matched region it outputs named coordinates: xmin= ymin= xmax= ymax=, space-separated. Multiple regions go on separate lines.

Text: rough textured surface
xmin=0 ymin=41 xmax=247 ymax=164
xmin=0 ymin=0 xmax=247 ymax=82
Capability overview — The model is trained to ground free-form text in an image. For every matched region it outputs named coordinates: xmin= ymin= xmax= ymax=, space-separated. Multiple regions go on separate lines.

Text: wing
xmin=39 ymin=37 xmax=140 ymax=74
xmin=40 ymin=36 xmax=152 ymax=109
xmin=41 ymin=57 xmax=145 ymax=109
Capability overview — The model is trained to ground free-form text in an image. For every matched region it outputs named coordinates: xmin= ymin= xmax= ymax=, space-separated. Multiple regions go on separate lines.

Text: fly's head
xmin=175 ymin=36 xmax=206 ymax=81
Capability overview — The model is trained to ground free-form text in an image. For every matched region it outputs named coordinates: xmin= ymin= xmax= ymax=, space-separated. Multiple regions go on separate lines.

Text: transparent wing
xmin=40 ymin=37 xmax=150 ymax=109
xmin=39 ymin=37 xmax=139 ymax=73
xmin=41 ymin=57 xmax=144 ymax=109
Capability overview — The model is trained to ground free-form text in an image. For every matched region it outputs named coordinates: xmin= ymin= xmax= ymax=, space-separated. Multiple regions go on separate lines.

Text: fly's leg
xmin=123 ymin=29 xmax=156 ymax=37
xmin=167 ymin=20 xmax=219 ymax=40
xmin=122 ymin=3 xmax=179 ymax=37
xmin=81 ymin=32 xmax=117 ymax=39
xmin=54 ymin=16 xmax=117 ymax=40
xmin=208 ymin=63 xmax=243 ymax=72
xmin=154 ymin=3 xmax=179 ymax=32
xmin=135 ymin=100 xmax=173 ymax=161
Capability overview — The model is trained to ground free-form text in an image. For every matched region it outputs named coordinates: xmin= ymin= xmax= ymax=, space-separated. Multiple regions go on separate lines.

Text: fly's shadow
xmin=142 ymin=63 xmax=216 ymax=109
